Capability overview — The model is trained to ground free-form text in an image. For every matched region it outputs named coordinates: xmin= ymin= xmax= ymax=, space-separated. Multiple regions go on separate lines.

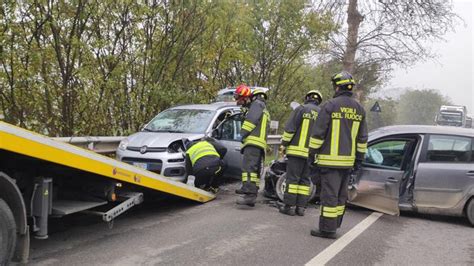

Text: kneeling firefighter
xmin=234 ymin=85 xmax=270 ymax=207
xmin=279 ymin=90 xmax=322 ymax=216
xmin=185 ymin=137 xmax=227 ymax=193
xmin=308 ymin=71 xmax=368 ymax=239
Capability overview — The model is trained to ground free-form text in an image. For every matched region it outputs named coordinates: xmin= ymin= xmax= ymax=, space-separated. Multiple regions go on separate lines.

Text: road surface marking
xmin=306 ymin=212 xmax=383 ymax=266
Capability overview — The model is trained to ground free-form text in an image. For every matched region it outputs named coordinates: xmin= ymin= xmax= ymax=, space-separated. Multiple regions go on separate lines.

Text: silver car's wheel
xmin=275 ymin=174 xmax=317 ymax=203
xmin=467 ymin=198 xmax=474 ymax=227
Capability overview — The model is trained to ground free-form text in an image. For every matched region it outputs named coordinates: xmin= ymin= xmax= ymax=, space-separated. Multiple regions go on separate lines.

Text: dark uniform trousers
xmin=284 ymin=156 xmax=311 ymax=207
xmin=241 ymin=146 xmax=263 ymax=195
xmin=319 ymin=168 xmax=350 ymax=233
xmin=194 ymin=157 xmax=225 ymax=188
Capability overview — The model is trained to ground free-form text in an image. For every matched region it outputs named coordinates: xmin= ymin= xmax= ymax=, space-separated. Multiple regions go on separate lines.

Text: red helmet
xmin=234 ymin=84 xmax=251 ymax=100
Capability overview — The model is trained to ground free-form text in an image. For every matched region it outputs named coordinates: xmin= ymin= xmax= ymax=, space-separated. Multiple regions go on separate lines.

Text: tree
xmin=0 ymin=0 xmax=336 ymax=136
xmin=396 ymin=89 xmax=451 ymax=125
xmin=315 ymin=0 xmax=458 ymax=101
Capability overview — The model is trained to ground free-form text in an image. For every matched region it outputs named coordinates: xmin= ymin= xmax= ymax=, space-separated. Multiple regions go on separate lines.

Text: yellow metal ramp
xmin=0 ymin=121 xmax=215 ymax=203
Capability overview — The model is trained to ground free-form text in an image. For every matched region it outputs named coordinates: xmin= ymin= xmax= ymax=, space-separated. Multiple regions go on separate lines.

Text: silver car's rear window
xmin=144 ymin=109 xmax=215 ymax=134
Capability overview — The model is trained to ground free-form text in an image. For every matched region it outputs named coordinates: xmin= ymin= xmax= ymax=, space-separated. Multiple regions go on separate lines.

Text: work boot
xmin=236 ymin=194 xmax=256 ymax=207
xmin=235 ymin=187 xmax=246 ymax=194
xmin=296 ymin=207 xmax=306 ymax=216
xmin=310 ymin=229 xmax=337 ymax=239
xmin=279 ymin=205 xmax=295 ymax=216
xmin=235 ymin=182 xmax=253 ymax=194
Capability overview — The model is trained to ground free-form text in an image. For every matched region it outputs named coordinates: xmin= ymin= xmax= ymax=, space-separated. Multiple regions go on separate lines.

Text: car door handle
xmin=386 ymin=177 xmax=398 ymax=183
xmin=466 ymin=171 xmax=474 ymax=176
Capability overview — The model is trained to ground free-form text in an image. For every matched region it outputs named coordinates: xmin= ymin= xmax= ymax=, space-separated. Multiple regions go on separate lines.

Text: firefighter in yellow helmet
xmin=308 ymin=72 xmax=368 ymax=239
xmin=234 ymin=85 xmax=270 ymax=207
xmin=279 ymin=90 xmax=322 ymax=216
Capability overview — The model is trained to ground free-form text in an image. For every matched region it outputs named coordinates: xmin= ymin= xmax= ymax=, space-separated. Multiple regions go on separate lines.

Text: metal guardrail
xmin=53 ymin=136 xmax=126 ymax=154
xmin=54 ymin=135 xmax=282 ymax=154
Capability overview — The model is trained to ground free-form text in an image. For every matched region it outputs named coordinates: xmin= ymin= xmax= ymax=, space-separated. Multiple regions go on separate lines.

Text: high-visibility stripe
xmin=318 ymin=159 xmax=355 ymax=167
xmin=298 ymin=118 xmax=310 ymax=147
xmin=318 ymin=154 xmax=355 ymax=161
xmin=357 ymin=142 xmax=367 ymax=153
xmin=250 ymin=172 xmax=259 ymax=186
xmin=351 ymin=121 xmax=360 ymax=158
xmin=309 ymin=137 xmax=324 ymax=149
xmin=288 ymin=184 xmax=299 ymax=194
xmin=260 ymin=112 xmax=269 ymax=140
xmin=335 ymin=79 xmax=355 ymax=85
xmin=243 ymin=136 xmax=267 ymax=149
xmin=317 ymin=151 xmax=356 ymax=166
xmin=282 ymin=131 xmax=294 ymax=142
xmin=242 ymin=173 xmax=248 ymax=182
xmin=297 ymin=185 xmax=310 ymax=196
xmin=242 ymin=121 xmax=256 ymax=132
xmin=336 ymin=205 xmax=345 ymax=216
xmin=287 ymin=146 xmax=309 ymax=157
xmin=330 ymin=119 xmax=340 ymax=156
xmin=242 ymin=172 xmax=259 ymax=185
xmin=322 ymin=206 xmax=338 ymax=218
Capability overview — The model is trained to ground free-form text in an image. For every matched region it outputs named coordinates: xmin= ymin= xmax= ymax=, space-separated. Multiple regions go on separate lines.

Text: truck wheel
xmin=466 ymin=198 xmax=474 ymax=227
xmin=275 ymin=175 xmax=317 ymax=203
xmin=0 ymin=199 xmax=17 ymax=264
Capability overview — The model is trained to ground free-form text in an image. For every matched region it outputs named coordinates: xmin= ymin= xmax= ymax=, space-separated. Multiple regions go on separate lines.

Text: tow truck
xmin=0 ymin=121 xmax=214 ymax=263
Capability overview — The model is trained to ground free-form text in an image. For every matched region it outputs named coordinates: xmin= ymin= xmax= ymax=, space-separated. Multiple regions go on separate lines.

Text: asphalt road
xmin=29 ymin=182 xmax=474 ymax=265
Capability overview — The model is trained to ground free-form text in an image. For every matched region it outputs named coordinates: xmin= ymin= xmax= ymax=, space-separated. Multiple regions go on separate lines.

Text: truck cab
xmin=435 ymin=105 xmax=467 ymax=127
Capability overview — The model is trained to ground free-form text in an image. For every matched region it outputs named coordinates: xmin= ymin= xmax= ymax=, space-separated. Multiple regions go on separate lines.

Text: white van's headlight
xmin=118 ymin=139 xmax=129 ymax=151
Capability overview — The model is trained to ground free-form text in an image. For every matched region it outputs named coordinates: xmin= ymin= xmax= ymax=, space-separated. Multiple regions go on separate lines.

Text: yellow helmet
xmin=252 ymin=89 xmax=268 ymax=100
xmin=331 ymin=71 xmax=356 ymax=90
xmin=305 ymin=90 xmax=323 ymax=103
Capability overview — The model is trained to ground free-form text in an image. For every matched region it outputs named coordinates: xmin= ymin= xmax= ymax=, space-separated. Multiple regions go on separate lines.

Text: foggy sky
xmin=388 ymin=0 xmax=473 ymax=114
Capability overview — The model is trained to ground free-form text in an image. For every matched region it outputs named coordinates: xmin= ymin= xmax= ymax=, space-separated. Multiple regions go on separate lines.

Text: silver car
xmin=349 ymin=125 xmax=474 ymax=225
xmin=116 ymin=102 xmax=242 ymax=182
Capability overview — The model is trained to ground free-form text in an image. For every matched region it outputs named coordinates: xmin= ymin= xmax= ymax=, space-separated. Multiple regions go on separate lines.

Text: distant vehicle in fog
xmin=466 ymin=114 xmax=473 ymax=128
xmin=435 ymin=105 xmax=468 ymax=127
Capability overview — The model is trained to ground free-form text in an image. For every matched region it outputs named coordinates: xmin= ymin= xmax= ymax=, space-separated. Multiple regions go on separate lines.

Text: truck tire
xmin=275 ymin=174 xmax=317 ymax=203
xmin=466 ymin=198 xmax=474 ymax=227
xmin=0 ymin=199 xmax=16 ymax=265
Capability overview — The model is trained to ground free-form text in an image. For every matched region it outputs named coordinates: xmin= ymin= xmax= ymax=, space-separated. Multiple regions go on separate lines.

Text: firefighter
xmin=234 ymin=85 xmax=270 ymax=207
xmin=279 ymin=90 xmax=322 ymax=216
xmin=308 ymin=71 xmax=368 ymax=239
xmin=185 ymin=137 xmax=227 ymax=193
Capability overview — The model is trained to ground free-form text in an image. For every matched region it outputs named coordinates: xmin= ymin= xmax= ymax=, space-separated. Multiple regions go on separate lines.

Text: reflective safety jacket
xmin=309 ymin=91 xmax=368 ymax=168
xmin=185 ymin=138 xmax=227 ymax=175
xmin=281 ymin=102 xmax=320 ymax=158
xmin=240 ymin=99 xmax=270 ymax=150
xmin=186 ymin=140 xmax=224 ymax=166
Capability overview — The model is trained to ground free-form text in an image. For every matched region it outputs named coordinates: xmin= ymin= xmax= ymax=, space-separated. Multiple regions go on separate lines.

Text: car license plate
xmin=133 ymin=162 xmax=147 ymax=170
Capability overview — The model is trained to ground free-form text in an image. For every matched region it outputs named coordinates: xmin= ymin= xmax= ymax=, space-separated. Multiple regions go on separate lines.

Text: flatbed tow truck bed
xmin=0 ymin=121 xmax=214 ymax=263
